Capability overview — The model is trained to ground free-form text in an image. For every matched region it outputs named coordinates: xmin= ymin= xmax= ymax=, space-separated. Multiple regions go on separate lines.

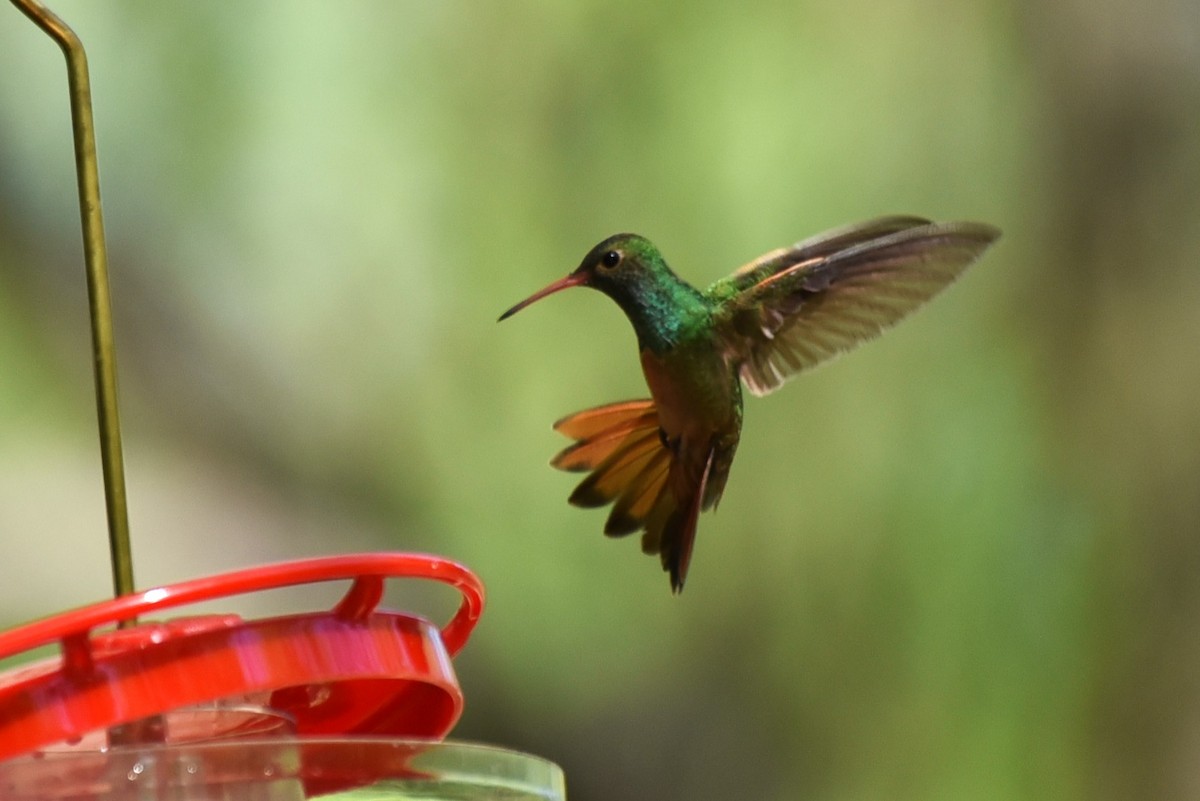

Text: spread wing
xmin=722 ymin=215 xmax=934 ymax=290
xmin=708 ymin=219 xmax=1000 ymax=396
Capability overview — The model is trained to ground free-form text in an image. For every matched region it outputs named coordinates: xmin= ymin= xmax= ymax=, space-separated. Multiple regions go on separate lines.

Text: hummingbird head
xmin=498 ymin=233 xmax=666 ymax=322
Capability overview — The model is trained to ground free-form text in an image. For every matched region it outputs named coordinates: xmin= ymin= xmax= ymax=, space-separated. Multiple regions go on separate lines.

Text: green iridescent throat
xmin=593 ymin=237 xmax=711 ymax=354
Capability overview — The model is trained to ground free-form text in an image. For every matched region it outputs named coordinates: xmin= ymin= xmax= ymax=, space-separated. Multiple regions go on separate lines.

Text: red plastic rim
xmin=0 ymin=553 xmax=486 ymax=762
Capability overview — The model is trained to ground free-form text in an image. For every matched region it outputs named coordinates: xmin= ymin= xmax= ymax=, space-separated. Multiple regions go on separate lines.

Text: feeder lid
xmin=0 ymin=553 xmax=484 ymax=762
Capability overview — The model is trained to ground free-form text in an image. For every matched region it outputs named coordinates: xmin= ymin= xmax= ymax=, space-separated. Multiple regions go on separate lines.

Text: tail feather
xmin=604 ymin=450 xmax=670 ymax=536
xmin=640 ymin=445 xmax=714 ymax=593
xmin=665 ymin=448 xmax=714 ymax=592
xmin=552 ymin=432 xmax=624 ymax=473
xmin=550 ymin=400 xmax=658 ymax=472
xmin=568 ymin=429 xmax=661 ymax=507
xmin=551 ymin=399 xmax=716 ymax=592
xmin=552 ymin=423 xmax=650 ymax=473
xmin=553 ymin=399 xmax=656 ymax=439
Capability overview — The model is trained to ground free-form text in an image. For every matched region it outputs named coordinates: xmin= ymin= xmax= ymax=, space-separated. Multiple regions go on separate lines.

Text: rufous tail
xmin=551 ymin=399 xmax=712 ymax=591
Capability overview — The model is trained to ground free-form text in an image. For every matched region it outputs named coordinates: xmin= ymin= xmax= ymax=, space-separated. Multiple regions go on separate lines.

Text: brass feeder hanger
xmin=10 ymin=0 xmax=134 ymax=602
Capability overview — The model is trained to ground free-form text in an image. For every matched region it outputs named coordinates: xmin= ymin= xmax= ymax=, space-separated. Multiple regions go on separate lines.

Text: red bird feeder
xmin=0 ymin=555 xmax=563 ymax=798
xmin=1 ymin=1 xmax=565 ymax=797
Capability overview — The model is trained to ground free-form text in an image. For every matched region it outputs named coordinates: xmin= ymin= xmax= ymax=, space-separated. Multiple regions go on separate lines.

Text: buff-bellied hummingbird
xmin=499 ymin=216 xmax=999 ymax=592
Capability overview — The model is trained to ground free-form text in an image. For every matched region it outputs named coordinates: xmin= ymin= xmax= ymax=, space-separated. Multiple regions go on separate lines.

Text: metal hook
xmin=10 ymin=0 xmax=134 ymax=601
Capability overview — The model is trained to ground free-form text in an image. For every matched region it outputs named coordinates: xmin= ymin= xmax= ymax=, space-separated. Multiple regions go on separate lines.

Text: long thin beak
xmin=498 ymin=272 xmax=588 ymax=321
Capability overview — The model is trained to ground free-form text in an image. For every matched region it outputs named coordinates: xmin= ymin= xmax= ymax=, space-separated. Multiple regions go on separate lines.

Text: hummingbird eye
xmin=601 ymin=250 xmax=621 ymax=269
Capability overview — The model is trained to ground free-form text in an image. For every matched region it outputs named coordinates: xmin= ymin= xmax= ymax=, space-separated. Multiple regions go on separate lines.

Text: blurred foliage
xmin=1 ymin=1 xmax=1198 ymax=799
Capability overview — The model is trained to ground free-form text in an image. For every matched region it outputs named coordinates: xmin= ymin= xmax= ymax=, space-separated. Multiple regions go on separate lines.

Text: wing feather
xmin=724 ymin=216 xmax=934 ymax=290
xmin=710 ymin=220 xmax=1000 ymax=396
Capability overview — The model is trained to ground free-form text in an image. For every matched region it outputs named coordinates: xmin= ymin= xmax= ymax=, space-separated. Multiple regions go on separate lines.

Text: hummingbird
xmin=499 ymin=216 xmax=999 ymax=592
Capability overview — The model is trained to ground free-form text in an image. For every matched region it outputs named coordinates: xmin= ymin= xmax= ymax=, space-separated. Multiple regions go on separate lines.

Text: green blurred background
xmin=1 ymin=1 xmax=1198 ymax=799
